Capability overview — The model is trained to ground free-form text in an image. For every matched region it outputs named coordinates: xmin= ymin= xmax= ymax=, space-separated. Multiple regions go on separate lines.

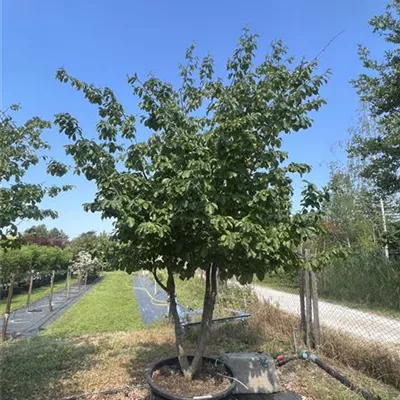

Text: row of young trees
xmin=0 ymin=245 xmax=72 ymax=283
xmin=0 ymin=225 xmax=110 ymax=282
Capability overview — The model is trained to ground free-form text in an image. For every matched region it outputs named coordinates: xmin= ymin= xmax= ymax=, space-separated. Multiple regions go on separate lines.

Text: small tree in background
xmin=70 ymin=251 xmax=101 ymax=286
xmin=0 ymin=106 xmax=70 ymax=340
xmin=0 ymin=106 xmax=71 ymax=249
xmin=56 ymin=31 xmax=329 ymax=379
xmin=22 ymin=224 xmax=69 ymax=248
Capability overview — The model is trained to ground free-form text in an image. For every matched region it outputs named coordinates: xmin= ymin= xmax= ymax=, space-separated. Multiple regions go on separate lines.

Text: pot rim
xmin=146 ymin=356 xmax=236 ymax=400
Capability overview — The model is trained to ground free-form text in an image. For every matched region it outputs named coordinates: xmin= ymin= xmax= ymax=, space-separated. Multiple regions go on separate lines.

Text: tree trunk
xmin=187 ymin=264 xmax=218 ymax=379
xmin=166 ymin=267 xmax=190 ymax=377
xmin=310 ymin=271 xmax=320 ymax=348
xmin=26 ymin=271 xmax=34 ymax=310
xmin=2 ymin=274 xmax=15 ymax=342
xmin=167 ymin=263 xmax=218 ymax=381
xmin=48 ymin=270 xmax=55 ymax=312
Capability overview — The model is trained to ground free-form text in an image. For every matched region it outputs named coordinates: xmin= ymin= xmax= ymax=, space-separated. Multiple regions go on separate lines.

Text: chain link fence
xmin=249 ymin=254 xmax=400 ymax=389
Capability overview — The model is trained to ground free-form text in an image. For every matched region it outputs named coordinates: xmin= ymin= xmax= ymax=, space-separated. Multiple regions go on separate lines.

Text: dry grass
xmin=84 ymin=387 xmax=149 ymax=400
xmin=2 ymin=319 xmax=399 ymax=400
xmin=246 ymin=298 xmax=400 ymax=391
xmin=321 ymin=329 xmax=400 ymax=390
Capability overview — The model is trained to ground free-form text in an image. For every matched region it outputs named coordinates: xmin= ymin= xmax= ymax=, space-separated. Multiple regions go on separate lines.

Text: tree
xmin=22 ymin=224 xmax=69 ymax=248
xmin=0 ymin=106 xmax=71 ymax=248
xmin=68 ymin=231 xmax=110 ymax=262
xmin=55 ymin=31 xmax=329 ymax=379
xmin=323 ymin=165 xmax=382 ymax=249
xmin=351 ymin=0 xmax=400 ymax=197
xmin=70 ymin=251 xmax=101 ymax=286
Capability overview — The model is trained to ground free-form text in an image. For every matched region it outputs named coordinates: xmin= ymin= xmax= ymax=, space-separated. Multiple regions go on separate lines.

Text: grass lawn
xmin=44 ymin=271 xmax=143 ymax=337
xmin=0 ymin=277 xmax=77 ymax=315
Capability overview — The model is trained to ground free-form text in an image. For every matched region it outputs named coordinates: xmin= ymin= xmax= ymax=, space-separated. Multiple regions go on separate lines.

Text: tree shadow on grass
xmin=125 ymin=319 xmax=267 ymax=386
xmin=0 ymin=335 xmax=98 ymax=400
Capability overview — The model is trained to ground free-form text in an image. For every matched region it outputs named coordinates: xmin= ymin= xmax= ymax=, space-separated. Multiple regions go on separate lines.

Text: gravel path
xmin=0 ymin=279 xmax=99 ymax=339
xmin=252 ymin=284 xmax=400 ymax=345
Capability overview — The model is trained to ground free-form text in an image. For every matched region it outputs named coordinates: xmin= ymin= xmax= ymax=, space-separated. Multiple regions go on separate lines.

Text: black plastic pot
xmin=146 ymin=356 xmax=236 ymax=400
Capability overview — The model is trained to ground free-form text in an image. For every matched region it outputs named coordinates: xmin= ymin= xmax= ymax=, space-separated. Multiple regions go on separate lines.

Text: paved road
xmin=252 ymin=284 xmax=400 ymax=345
xmin=0 ymin=280 xmax=99 ymax=339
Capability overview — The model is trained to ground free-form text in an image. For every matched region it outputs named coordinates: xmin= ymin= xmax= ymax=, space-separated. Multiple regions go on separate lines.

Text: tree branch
xmin=152 ymin=268 xmax=168 ymax=293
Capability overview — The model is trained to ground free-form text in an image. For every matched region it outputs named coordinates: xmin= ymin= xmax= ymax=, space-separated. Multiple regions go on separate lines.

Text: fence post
xmin=299 ymin=269 xmax=306 ymax=334
xmin=26 ymin=270 xmax=34 ymax=310
xmin=2 ymin=274 xmax=15 ymax=342
xmin=48 ymin=270 xmax=55 ymax=312
xmin=304 ymin=269 xmax=312 ymax=349
xmin=310 ymin=270 xmax=321 ymax=348
xmin=66 ymin=268 xmax=71 ymax=299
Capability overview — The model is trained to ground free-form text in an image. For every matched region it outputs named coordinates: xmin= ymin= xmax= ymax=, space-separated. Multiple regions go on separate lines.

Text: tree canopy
xmin=0 ymin=106 xmax=70 ymax=248
xmin=55 ymin=31 xmax=330 ymax=378
xmin=351 ymin=0 xmax=400 ymax=197
xmin=56 ymin=32 xmax=329 ymax=281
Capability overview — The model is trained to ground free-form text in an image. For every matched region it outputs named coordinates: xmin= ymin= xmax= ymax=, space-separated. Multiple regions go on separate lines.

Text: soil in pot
xmin=152 ymin=360 xmax=231 ymax=398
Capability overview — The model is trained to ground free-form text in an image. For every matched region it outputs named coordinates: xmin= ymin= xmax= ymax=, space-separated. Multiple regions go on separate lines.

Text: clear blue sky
xmin=1 ymin=0 xmax=385 ymax=238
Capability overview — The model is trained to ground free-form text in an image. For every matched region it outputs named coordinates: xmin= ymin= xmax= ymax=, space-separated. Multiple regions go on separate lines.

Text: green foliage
xmin=0 ymin=107 xmax=70 ymax=247
xmin=351 ymin=0 xmax=400 ymax=197
xmin=67 ymin=231 xmax=111 ymax=266
xmin=319 ymin=250 xmax=400 ymax=312
xmin=323 ymin=165 xmax=382 ymax=250
xmin=55 ymin=31 xmax=329 ymax=284
xmin=0 ymin=245 xmax=73 ymax=280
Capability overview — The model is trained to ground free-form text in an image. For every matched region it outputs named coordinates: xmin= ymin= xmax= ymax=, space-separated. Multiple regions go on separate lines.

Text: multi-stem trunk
xmin=160 ymin=264 xmax=218 ymax=381
xmin=165 ymin=267 xmax=191 ymax=376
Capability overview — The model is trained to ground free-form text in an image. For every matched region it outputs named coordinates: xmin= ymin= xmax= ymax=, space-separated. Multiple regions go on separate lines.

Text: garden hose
xmin=133 ymin=286 xmax=169 ymax=307
xmin=274 ymin=351 xmax=380 ymax=400
xmin=133 ymin=275 xmax=169 ymax=307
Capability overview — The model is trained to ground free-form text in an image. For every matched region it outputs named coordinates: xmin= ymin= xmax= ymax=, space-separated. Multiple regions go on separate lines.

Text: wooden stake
xmin=299 ymin=269 xmax=306 ymax=335
xmin=66 ymin=269 xmax=71 ymax=299
xmin=48 ymin=270 xmax=55 ymax=312
xmin=292 ymin=328 xmax=298 ymax=354
xmin=304 ymin=270 xmax=312 ymax=349
xmin=310 ymin=271 xmax=321 ymax=348
xmin=2 ymin=274 xmax=15 ymax=342
xmin=26 ymin=271 xmax=34 ymax=310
